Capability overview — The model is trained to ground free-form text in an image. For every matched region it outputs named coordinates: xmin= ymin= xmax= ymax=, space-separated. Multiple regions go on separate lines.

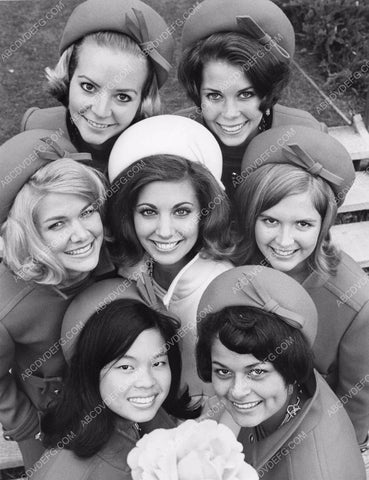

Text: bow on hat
xmin=239 ymin=273 xmax=305 ymax=331
xmin=36 ymin=136 xmax=92 ymax=163
xmin=282 ymin=143 xmax=344 ymax=187
xmin=236 ymin=16 xmax=290 ymax=61
xmin=125 ymin=8 xmax=171 ymax=74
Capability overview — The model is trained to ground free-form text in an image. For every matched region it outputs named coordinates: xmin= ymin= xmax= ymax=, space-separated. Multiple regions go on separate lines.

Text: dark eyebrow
xmin=212 ymin=360 xmax=264 ymax=369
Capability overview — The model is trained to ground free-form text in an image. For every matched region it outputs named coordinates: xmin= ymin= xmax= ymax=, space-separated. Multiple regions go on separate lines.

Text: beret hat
xmin=61 ymin=278 xmax=146 ymax=363
xmin=0 ymin=129 xmax=91 ymax=225
xmin=197 ymin=265 xmax=318 ymax=346
xmin=241 ymin=125 xmax=355 ymax=206
xmin=59 ymin=0 xmax=174 ymax=88
xmin=181 ymin=0 xmax=295 ymax=62
xmin=108 ymin=114 xmax=224 ymax=188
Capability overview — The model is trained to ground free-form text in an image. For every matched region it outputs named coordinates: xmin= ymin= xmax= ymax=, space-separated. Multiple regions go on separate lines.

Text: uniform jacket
xmin=21 ymin=106 xmax=121 ymax=173
xmin=237 ymin=371 xmax=366 ymax=480
xmin=119 ymin=253 xmax=233 ymax=398
xmin=302 ymin=252 xmax=369 ymax=445
xmin=176 ymin=104 xmax=327 ymax=196
xmin=31 ymin=408 xmax=175 ymax=480
xmin=0 ymin=248 xmax=114 ymax=442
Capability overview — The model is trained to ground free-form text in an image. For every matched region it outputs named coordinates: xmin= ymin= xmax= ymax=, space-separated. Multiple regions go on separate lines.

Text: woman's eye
xmin=118 ymin=364 xmax=134 ymax=371
xmin=81 ymin=82 xmax=95 ymax=93
xmin=175 ymin=208 xmax=191 ymax=216
xmin=239 ymin=90 xmax=254 ymax=100
xmin=117 ymin=93 xmax=131 ymax=103
xmin=81 ymin=206 xmax=97 ymax=218
xmin=214 ymin=368 xmax=232 ymax=378
xmin=153 ymin=360 xmax=167 ymax=368
xmin=247 ymin=368 xmax=266 ymax=379
xmin=206 ymin=92 xmax=222 ymax=102
xmin=139 ymin=208 xmax=156 ymax=217
xmin=297 ymin=221 xmax=312 ymax=228
xmin=262 ymin=217 xmax=277 ymax=225
xmin=48 ymin=221 xmax=64 ymax=230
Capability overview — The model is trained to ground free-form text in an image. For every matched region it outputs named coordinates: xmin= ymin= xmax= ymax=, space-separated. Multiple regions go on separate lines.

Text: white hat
xmin=108 ymin=115 xmax=224 ymax=188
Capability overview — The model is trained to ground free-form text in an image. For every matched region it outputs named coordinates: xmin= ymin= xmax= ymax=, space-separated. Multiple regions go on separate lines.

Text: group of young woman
xmin=0 ymin=0 xmax=368 ymax=478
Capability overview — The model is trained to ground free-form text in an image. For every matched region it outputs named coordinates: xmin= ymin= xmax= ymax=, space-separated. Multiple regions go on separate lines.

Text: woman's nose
xmin=276 ymin=226 xmax=294 ymax=247
xmin=230 ymin=375 xmax=252 ymax=399
xmin=155 ymin=215 xmax=174 ymax=239
xmin=90 ymin=90 xmax=111 ymax=118
xmin=70 ymin=220 xmax=90 ymax=243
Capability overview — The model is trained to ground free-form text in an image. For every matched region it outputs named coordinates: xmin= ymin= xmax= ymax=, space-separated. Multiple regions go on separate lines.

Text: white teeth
xmin=129 ymin=395 xmax=155 ymax=405
xmin=272 ymin=248 xmax=296 ymax=257
xmin=232 ymin=400 xmax=260 ymax=410
xmin=153 ymin=241 xmax=179 ymax=251
xmin=65 ymin=243 xmax=92 ymax=256
xmin=219 ymin=123 xmax=245 ymax=134
xmin=85 ymin=118 xmax=114 ymax=129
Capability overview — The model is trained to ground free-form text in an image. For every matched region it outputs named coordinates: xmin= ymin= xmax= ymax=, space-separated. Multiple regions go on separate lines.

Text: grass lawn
xmin=0 ymin=0 xmax=365 ymax=145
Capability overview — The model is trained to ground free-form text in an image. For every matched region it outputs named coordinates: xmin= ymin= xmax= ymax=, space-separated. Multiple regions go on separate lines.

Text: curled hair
xmin=178 ymin=32 xmax=290 ymax=112
xmin=233 ymin=163 xmax=340 ymax=276
xmin=1 ymin=159 xmax=107 ymax=285
xmin=196 ymin=305 xmax=313 ymax=386
xmin=42 ymin=299 xmax=198 ymax=457
xmin=46 ymin=31 xmax=161 ymax=117
xmin=107 ymin=154 xmax=235 ymax=265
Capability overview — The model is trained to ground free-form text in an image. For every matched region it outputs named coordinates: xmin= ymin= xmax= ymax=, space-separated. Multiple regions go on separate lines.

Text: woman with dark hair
xmin=233 ymin=125 xmax=369 ymax=452
xmin=107 ymin=115 xmax=234 ymax=399
xmin=177 ymin=0 xmax=325 ymax=197
xmin=0 ymin=129 xmax=114 ymax=470
xmin=196 ymin=266 xmax=365 ymax=480
xmin=32 ymin=278 xmax=196 ymax=480
xmin=21 ymin=0 xmax=174 ymax=171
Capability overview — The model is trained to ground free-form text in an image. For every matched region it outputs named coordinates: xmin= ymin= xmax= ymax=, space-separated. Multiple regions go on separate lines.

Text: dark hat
xmin=0 ymin=129 xmax=92 ymax=225
xmin=241 ymin=125 xmax=355 ymax=206
xmin=59 ymin=0 xmax=174 ymax=88
xmin=108 ymin=115 xmax=224 ymax=188
xmin=61 ymin=278 xmax=147 ymax=363
xmin=181 ymin=0 xmax=295 ymax=62
xmin=197 ymin=266 xmax=318 ymax=346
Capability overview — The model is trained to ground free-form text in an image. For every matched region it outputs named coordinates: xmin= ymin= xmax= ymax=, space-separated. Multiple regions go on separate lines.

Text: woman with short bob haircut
xmin=233 ymin=125 xmax=369 ymax=451
xmin=0 ymin=130 xmax=114 ymax=470
xmin=2 ymin=158 xmax=106 ymax=285
xmin=176 ymin=0 xmax=325 ymax=197
xmin=234 ymin=163 xmax=340 ymax=277
xmin=195 ymin=266 xmax=366 ymax=480
xmin=107 ymin=115 xmax=234 ymax=400
xmin=21 ymin=0 xmax=174 ymax=171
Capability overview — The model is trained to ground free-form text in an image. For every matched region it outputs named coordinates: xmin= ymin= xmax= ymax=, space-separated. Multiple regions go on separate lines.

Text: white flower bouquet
xmin=127 ymin=419 xmax=259 ymax=480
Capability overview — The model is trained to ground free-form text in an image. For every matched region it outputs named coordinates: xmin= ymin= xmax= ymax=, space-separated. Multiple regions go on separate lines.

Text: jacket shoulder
xmin=0 ymin=264 xmax=35 ymax=320
xmin=20 ymin=106 xmax=69 ymax=137
xmin=272 ymin=104 xmax=327 ymax=132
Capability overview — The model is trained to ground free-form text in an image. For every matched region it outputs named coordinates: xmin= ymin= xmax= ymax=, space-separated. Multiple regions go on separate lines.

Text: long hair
xmin=1 ymin=159 xmax=107 ymax=285
xmin=42 ymin=299 xmax=197 ymax=457
xmin=107 ymin=154 xmax=235 ymax=265
xmin=46 ymin=31 xmax=161 ymax=118
xmin=233 ymin=163 xmax=340 ymax=276
xmin=196 ymin=305 xmax=313 ymax=386
xmin=178 ymin=32 xmax=290 ymax=113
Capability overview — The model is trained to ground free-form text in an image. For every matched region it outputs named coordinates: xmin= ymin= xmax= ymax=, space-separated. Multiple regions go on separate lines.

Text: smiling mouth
xmin=151 ymin=240 xmax=182 ymax=252
xmin=217 ymin=122 xmax=247 ymax=135
xmin=65 ymin=242 xmax=93 ymax=256
xmin=83 ymin=116 xmax=117 ymax=129
xmin=270 ymin=246 xmax=298 ymax=257
xmin=128 ymin=395 xmax=156 ymax=406
xmin=232 ymin=400 xmax=262 ymax=410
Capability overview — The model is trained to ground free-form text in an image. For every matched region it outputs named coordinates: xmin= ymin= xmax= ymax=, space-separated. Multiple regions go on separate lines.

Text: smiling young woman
xmin=177 ymin=0 xmax=325 ymax=198
xmin=0 ymin=130 xmax=114 ymax=470
xmin=21 ymin=0 xmax=174 ymax=172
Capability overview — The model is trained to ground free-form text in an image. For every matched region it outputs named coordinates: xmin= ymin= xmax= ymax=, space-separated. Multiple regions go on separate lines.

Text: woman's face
xmin=99 ymin=328 xmax=171 ymax=423
xmin=133 ymin=179 xmax=200 ymax=268
xmin=255 ymin=192 xmax=322 ymax=277
xmin=37 ymin=193 xmax=103 ymax=281
xmin=68 ymin=40 xmax=148 ymax=147
xmin=211 ymin=338 xmax=289 ymax=428
xmin=200 ymin=60 xmax=263 ymax=147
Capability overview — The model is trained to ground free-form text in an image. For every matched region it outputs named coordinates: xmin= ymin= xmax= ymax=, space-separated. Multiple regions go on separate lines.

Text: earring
xmin=265 ymin=108 xmax=271 ymax=116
